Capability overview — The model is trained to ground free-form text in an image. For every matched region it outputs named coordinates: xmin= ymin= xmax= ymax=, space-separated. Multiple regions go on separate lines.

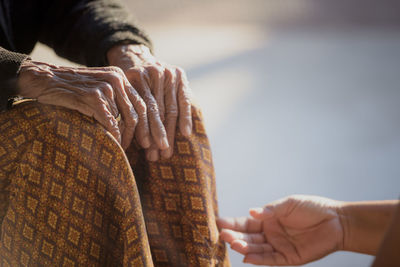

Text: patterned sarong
xmin=0 ymin=101 xmax=230 ymax=266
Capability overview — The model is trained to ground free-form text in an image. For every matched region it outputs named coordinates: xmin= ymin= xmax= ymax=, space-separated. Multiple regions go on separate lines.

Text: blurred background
xmin=32 ymin=1 xmax=400 ymax=266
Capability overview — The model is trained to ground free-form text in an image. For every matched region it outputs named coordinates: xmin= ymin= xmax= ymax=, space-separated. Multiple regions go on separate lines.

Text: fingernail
xmin=147 ymin=150 xmax=159 ymax=162
xmin=142 ymin=136 xmax=151 ymax=148
xmin=160 ymin=137 xmax=169 ymax=149
xmin=183 ymin=124 xmax=192 ymax=137
xmin=161 ymin=148 xmax=173 ymax=159
xmin=250 ymin=207 xmax=264 ymax=214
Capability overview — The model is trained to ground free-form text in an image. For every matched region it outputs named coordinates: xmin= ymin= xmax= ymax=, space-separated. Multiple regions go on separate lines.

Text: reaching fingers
xmin=249 ymin=207 xmax=275 ymax=221
xmin=243 ymin=252 xmax=287 ymax=266
xmin=217 ymin=217 xmax=263 ymax=233
xmin=176 ymin=68 xmax=192 ymax=137
xmin=220 ymin=229 xmax=265 ymax=244
xmin=160 ymin=68 xmax=178 ymax=159
xmin=230 ymin=240 xmax=274 ymax=255
xmin=250 ymin=196 xmax=301 ymax=222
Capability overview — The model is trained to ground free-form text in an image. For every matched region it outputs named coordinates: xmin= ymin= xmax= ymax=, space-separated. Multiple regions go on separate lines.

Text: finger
xmin=147 ymin=65 xmax=165 ymax=121
xmin=143 ymin=86 xmax=169 ymax=150
xmin=126 ymin=84 xmax=151 ymax=149
xmin=176 ymin=68 xmax=192 ymax=137
xmin=251 ymin=197 xmax=299 ymax=222
xmin=126 ymin=68 xmax=168 ymax=150
xmin=220 ymin=229 xmax=265 ymax=244
xmin=104 ymin=70 xmax=139 ymax=150
xmin=92 ymin=102 xmax=121 ymax=144
xmin=217 ymin=217 xmax=263 ymax=233
xmin=243 ymin=252 xmax=287 ymax=266
xmin=249 ymin=207 xmax=274 ymax=221
xmin=145 ymin=144 xmax=159 ymax=162
xmin=160 ymin=69 xmax=178 ymax=159
xmin=231 ymin=240 xmax=274 ymax=255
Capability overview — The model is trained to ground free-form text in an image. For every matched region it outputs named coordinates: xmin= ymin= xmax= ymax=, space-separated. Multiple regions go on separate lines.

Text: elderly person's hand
xmin=217 ymin=195 xmax=344 ymax=266
xmin=17 ymin=60 xmax=148 ymax=150
xmin=107 ymin=44 xmax=192 ymax=161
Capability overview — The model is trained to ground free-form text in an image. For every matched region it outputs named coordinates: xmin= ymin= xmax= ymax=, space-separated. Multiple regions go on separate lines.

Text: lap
xmin=0 ymin=101 xmax=230 ymax=266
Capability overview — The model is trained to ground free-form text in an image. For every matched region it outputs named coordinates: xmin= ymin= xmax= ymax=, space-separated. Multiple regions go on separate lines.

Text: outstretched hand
xmin=217 ymin=195 xmax=344 ymax=266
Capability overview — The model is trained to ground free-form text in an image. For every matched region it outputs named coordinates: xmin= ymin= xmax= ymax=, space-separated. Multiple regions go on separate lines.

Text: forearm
xmin=338 ymin=199 xmax=399 ymax=255
xmin=372 ymin=203 xmax=400 ymax=267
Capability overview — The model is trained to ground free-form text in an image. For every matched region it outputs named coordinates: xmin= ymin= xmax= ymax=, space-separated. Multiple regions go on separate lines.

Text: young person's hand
xmin=218 ymin=195 xmax=399 ymax=266
xmin=218 ymin=195 xmax=343 ymax=266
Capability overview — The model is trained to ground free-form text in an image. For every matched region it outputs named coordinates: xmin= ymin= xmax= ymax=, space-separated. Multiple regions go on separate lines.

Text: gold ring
xmin=115 ymin=113 xmax=122 ymax=122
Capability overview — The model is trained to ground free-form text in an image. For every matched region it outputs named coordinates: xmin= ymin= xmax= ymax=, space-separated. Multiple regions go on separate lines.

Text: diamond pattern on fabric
xmin=0 ymin=102 xmax=229 ymax=266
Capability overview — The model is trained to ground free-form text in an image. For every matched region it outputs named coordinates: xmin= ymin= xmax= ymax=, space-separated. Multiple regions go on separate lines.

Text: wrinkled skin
xmin=107 ymin=44 xmax=192 ymax=161
xmin=17 ymin=44 xmax=192 ymax=161
xmin=217 ymin=195 xmax=344 ymax=266
xmin=17 ymin=62 xmax=146 ymax=150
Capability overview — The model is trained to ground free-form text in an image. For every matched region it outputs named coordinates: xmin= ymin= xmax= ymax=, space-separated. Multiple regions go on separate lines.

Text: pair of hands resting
xmin=17 ymin=44 xmax=192 ymax=161
xmin=218 ymin=195 xmax=398 ymax=266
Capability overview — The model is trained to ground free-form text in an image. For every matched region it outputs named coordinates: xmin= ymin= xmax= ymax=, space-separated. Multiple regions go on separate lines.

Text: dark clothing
xmin=0 ymin=0 xmax=151 ymax=110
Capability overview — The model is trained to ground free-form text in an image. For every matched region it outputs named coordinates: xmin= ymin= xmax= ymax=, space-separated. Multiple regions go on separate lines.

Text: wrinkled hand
xmin=217 ymin=195 xmax=344 ymax=266
xmin=17 ymin=60 xmax=149 ymax=150
xmin=107 ymin=44 xmax=192 ymax=161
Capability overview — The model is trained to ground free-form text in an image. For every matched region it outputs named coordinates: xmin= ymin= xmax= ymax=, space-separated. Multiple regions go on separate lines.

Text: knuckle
xmin=130 ymin=66 xmax=144 ymax=75
xmin=107 ymin=72 xmax=122 ymax=84
xmin=181 ymin=97 xmax=191 ymax=106
xmin=176 ymin=66 xmax=186 ymax=75
xmin=88 ymin=88 xmax=102 ymax=99
xmin=285 ymin=196 xmax=297 ymax=205
xmin=164 ymin=68 xmax=174 ymax=83
xmin=126 ymin=107 xmax=139 ymax=126
xmin=136 ymin=99 xmax=147 ymax=114
xmin=147 ymin=102 xmax=159 ymax=114
xmin=100 ymin=82 xmax=114 ymax=97
xmin=147 ymin=65 xmax=163 ymax=76
xmin=142 ymin=93 xmax=155 ymax=104
xmin=106 ymin=66 xmax=123 ymax=74
xmin=131 ymin=113 xmax=139 ymax=125
xmin=166 ymin=106 xmax=178 ymax=117
xmin=167 ymin=110 xmax=178 ymax=119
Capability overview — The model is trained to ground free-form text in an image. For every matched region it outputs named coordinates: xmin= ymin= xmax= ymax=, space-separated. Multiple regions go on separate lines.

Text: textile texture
xmin=0 ymin=101 xmax=230 ymax=266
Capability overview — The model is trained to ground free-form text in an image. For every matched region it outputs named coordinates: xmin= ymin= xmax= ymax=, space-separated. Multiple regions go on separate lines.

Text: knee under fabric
xmin=0 ymin=101 xmax=230 ymax=266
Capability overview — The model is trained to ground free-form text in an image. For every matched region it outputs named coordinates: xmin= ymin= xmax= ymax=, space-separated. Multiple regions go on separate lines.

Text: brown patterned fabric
xmin=0 ymin=101 xmax=230 ymax=267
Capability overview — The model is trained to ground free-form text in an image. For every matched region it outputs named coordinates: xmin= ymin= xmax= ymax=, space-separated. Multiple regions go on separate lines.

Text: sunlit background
xmin=32 ymin=1 xmax=400 ymax=266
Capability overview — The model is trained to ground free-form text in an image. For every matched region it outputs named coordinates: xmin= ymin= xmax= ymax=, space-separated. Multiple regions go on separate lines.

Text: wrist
xmin=17 ymin=60 xmax=53 ymax=99
xmin=336 ymin=201 xmax=352 ymax=252
xmin=107 ymin=44 xmax=153 ymax=69
xmin=336 ymin=200 xmax=398 ymax=255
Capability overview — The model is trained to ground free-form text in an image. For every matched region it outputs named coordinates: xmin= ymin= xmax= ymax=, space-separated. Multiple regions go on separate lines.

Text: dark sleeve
xmin=0 ymin=47 xmax=29 ymax=110
xmin=38 ymin=0 xmax=152 ymax=67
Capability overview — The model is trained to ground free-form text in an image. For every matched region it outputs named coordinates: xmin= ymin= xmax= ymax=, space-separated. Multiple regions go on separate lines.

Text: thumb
xmin=249 ymin=207 xmax=274 ymax=220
